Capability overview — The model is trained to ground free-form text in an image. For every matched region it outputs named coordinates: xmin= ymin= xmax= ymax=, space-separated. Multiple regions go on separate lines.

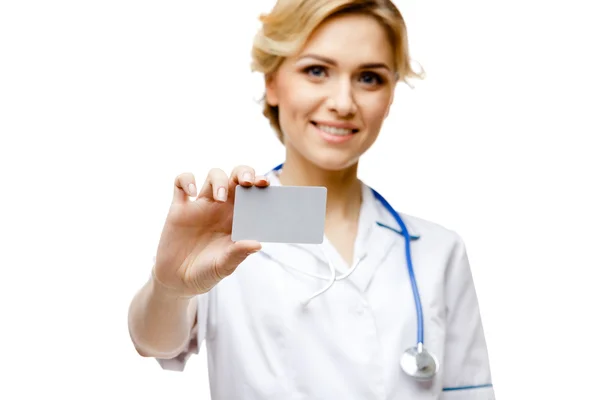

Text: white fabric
xmin=156 ymin=170 xmax=495 ymax=399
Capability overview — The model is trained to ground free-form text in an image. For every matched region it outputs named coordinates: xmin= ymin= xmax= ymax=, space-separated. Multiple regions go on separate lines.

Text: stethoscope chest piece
xmin=400 ymin=343 xmax=439 ymax=381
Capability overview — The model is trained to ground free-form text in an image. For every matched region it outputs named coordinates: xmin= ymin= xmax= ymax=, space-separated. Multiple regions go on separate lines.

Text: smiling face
xmin=265 ymin=12 xmax=397 ymax=172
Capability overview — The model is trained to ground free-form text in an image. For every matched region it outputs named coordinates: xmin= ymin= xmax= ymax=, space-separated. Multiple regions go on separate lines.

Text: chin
xmin=305 ymin=150 xmax=361 ymax=172
xmin=283 ymin=126 xmax=370 ymax=172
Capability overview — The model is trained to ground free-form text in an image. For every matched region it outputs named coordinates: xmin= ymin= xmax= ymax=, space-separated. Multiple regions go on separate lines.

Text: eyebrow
xmin=297 ymin=54 xmax=392 ymax=72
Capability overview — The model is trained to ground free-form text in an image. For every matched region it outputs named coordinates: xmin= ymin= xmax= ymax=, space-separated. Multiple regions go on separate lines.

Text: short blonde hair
xmin=251 ymin=0 xmax=423 ymax=143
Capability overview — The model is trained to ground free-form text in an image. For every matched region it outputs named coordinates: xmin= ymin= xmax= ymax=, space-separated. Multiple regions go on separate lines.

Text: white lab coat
xmin=157 ymin=170 xmax=495 ymax=399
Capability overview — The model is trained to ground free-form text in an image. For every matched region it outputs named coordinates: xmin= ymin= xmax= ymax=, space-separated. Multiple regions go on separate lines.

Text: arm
xmin=128 ymin=272 xmax=198 ymax=359
xmin=440 ymin=234 xmax=495 ymax=399
xmin=127 ymin=166 xmax=264 ymax=369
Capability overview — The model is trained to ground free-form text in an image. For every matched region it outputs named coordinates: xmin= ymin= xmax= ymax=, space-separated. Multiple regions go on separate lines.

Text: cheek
xmin=361 ymin=95 xmax=392 ymax=127
xmin=277 ymin=82 xmax=322 ymax=123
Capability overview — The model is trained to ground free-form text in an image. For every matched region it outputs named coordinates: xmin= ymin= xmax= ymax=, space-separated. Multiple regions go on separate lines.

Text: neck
xmin=277 ymin=152 xmax=362 ymax=221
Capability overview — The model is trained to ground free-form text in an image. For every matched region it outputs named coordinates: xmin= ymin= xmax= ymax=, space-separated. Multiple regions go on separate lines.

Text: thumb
xmin=215 ymin=240 xmax=262 ymax=278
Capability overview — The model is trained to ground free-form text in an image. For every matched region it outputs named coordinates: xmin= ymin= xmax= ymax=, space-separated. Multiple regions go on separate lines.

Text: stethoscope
xmin=269 ymin=164 xmax=439 ymax=381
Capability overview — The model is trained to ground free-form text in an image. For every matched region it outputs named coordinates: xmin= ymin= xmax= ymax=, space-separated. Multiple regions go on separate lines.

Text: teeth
xmin=317 ymin=124 xmax=353 ymax=136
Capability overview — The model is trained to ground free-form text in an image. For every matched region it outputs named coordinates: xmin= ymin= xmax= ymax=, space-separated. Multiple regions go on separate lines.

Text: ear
xmin=264 ymin=73 xmax=279 ymax=107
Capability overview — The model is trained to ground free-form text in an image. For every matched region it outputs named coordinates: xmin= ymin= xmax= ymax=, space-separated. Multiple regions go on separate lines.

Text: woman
xmin=128 ymin=0 xmax=495 ymax=398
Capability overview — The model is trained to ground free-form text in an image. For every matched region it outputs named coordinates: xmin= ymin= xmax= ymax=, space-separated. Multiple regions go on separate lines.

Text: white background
xmin=1 ymin=0 xmax=599 ymax=398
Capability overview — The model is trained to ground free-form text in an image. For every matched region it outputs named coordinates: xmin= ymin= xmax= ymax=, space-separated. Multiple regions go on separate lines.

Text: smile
xmin=311 ymin=121 xmax=359 ymax=136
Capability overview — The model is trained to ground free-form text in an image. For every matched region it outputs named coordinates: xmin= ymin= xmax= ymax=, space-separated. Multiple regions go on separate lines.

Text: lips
xmin=310 ymin=122 xmax=359 ymax=144
xmin=310 ymin=121 xmax=359 ymax=136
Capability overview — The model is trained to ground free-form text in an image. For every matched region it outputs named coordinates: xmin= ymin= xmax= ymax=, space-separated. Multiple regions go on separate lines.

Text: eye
xmin=359 ymin=71 xmax=384 ymax=86
xmin=303 ymin=65 xmax=327 ymax=78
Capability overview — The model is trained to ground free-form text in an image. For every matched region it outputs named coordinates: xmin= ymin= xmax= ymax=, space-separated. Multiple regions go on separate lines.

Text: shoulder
xmin=391 ymin=212 xmax=474 ymax=281
xmin=368 ymin=187 xmax=465 ymax=252
xmin=401 ymin=212 xmax=463 ymax=243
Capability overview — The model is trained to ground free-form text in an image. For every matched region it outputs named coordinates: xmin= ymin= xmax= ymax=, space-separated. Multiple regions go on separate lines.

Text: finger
xmin=254 ymin=175 xmax=270 ymax=187
xmin=230 ymin=165 xmax=256 ymax=187
xmin=214 ymin=240 xmax=262 ymax=279
xmin=198 ymin=168 xmax=230 ymax=202
xmin=173 ymin=172 xmax=197 ymax=204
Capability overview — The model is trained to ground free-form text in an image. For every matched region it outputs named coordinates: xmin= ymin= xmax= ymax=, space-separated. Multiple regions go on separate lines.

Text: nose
xmin=326 ymin=79 xmax=357 ymax=117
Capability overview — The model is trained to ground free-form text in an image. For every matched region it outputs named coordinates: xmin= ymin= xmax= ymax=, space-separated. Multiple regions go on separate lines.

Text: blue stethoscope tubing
xmin=271 ymin=163 xmax=436 ymax=380
xmin=370 ymin=188 xmax=424 ymax=345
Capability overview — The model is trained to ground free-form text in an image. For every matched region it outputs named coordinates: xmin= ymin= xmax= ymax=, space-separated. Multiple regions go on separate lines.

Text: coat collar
xmin=257 ymin=167 xmax=421 ymax=292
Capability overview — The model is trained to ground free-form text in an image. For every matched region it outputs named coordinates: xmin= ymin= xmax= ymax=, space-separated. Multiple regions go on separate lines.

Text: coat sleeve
xmin=155 ymin=292 xmax=209 ymax=372
xmin=440 ymin=233 xmax=495 ymax=399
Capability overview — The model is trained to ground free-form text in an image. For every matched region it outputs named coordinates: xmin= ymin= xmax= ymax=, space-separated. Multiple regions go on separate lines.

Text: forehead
xmin=300 ymin=13 xmax=394 ymax=65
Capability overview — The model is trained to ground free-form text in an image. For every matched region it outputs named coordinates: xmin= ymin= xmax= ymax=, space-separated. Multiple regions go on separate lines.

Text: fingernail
xmin=188 ymin=183 xmax=197 ymax=196
xmin=242 ymin=172 xmax=252 ymax=183
xmin=217 ymin=187 xmax=226 ymax=201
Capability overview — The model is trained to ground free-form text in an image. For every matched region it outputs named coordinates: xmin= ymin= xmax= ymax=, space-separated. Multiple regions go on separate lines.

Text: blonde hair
xmin=251 ymin=0 xmax=423 ymax=143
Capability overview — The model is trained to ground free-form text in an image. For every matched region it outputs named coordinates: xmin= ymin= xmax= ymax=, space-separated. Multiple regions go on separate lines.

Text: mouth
xmin=310 ymin=121 xmax=359 ymax=137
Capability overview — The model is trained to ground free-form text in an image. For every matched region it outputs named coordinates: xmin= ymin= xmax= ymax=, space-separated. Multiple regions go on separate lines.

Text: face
xmin=265 ymin=13 xmax=397 ymax=172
